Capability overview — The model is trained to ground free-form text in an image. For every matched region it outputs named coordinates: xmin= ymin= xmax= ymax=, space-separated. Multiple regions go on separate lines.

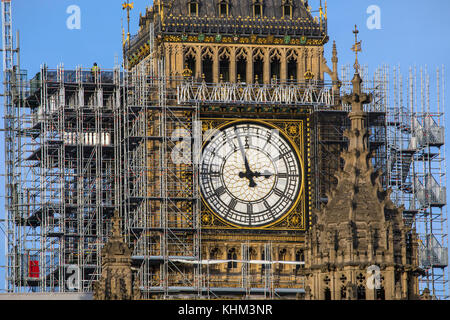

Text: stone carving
xmin=93 ymin=211 xmax=141 ymax=300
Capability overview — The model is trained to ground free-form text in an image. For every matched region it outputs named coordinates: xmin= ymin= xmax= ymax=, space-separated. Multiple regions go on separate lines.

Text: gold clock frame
xmin=200 ymin=118 xmax=309 ymax=231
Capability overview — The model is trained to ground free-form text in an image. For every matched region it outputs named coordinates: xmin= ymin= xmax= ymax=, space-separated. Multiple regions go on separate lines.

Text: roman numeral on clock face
xmin=229 ymin=198 xmax=238 ymax=210
xmin=215 ymin=186 xmax=226 ymax=197
xmin=274 ymin=188 xmax=286 ymax=198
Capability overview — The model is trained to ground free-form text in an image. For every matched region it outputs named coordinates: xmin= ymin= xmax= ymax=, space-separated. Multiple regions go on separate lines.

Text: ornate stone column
xmin=213 ymin=46 xmax=219 ymax=84
xmin=247 ymin=48 xmax=254 ymax=84
xmin=280 ymin=48 xmax=287 ymax=82
xmin=165 ymin=44 xmax=171 ymax=80
xmin=230 ymin=46 xmax=236 ymax=83
xmin=195 ymin=47 xmax=202 ymax=80
xmin=298 ymin=49 xmax=306 ymax=81
xmin=263 ymin=48 xmax=270 ymax=84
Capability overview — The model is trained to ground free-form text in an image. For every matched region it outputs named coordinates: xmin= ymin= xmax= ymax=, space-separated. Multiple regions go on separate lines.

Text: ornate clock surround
xmin=200 ymin=117 xmax=310 ymax=232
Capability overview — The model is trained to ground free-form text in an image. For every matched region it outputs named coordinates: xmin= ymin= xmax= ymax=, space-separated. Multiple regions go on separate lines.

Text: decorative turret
xmin=93 ymin=211 xmax=141 ymax=300
xmin=304 ymin=27 xmax=423 ymax=300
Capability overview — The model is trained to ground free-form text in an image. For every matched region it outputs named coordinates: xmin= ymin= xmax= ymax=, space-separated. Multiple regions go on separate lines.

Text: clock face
xmin=200 ymin=122 xmax=302 ymax=228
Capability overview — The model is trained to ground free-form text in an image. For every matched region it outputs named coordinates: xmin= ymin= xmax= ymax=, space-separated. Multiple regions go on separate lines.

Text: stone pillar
xmin=247 ymin=48 xmax=253 ymax=84
xmin=174 ymin=44 xmax=183 ymax=78
xmin=219 ymin=244 xmax=228 ymax=274
xmin=165 ymin=44 xmax=171 ymax=81
xmin=280 ymin=48 xmax=287 ymax=82
xmin=310 ymin=48 xmax=318 ymax=80
xmin=312 ymin=47 xmax=321 ymax=81
xmin=401 ymin=272 xmax=408 ymax=299
xmin=196 ymin=47 xmax=202 ymax=80
xmin=230 ymin=47 xmax=237 ymax=83
xmin=384 ymin=268 xmax=395 ymax=300
xmin=263 ymin=48 xmax=270 ymax=84
xmin=298 ymin=49 xmax=306 ymax=81
xmin=213 ymin=46 xmax=219 ymax=84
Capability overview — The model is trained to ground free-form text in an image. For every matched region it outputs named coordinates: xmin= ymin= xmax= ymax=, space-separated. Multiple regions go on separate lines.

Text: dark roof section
xmin=156 ymin=0 xmax=324 ymax=37
xmin=166 ymin=0 xmax=311 ymax=19
xmin=126 ymin=1 xmax=328 ymax=66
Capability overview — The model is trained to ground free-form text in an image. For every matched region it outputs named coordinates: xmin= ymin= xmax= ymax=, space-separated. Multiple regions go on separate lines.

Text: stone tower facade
xmin=304 ymin=63 xmax=423 ymax=300
xmin=115 ymin=1 xmax=426 ymax=300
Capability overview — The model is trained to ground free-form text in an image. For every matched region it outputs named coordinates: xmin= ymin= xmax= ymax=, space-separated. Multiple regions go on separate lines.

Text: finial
xmin=122 ymin=1 xmax=134 ymax=50
xmin=182 ymin=63 xmax=192 ymax=78
xmin=319 ymin=0 xmax=324 ymax=20
xmin=332 ymin=40 xmax=338 ymax=63
xmin=111 ymin=210 xmax=121 ymax=238
xmin=351 ymin=25 xmax=362 ymax=73
xmin=304 ymin=70 xmax=314 ymax=81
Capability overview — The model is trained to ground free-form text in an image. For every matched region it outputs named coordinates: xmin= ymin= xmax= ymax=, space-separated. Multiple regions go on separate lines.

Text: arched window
xmin=237 ymin=57 xmax=247 ymax=82
xmin=278 ymin=249 xmax=286 ymax=271
xmin=295 ymin=249 xmax=304 ymax=272
xmin=282 ymin=1 xmax=293 ymax=19
xmin=253 ymin=49 xmax=265 ymax=83
xmin=261 ymin=246 xmax=271 ymax=272
xmin=189 ymin=1 xmax=199 ymax=16
xmin=357 ymin=285 xmax=366 ymax=300
xmin=324 ymin=287 xmax=331 ymax=300
xmin=253 ymin=0 xmax=263 ymax=18
xmin=254 ymin=57 xmax=264 ymax=83
xmin=286 ymin=49 xmax=299 ymax=82
xmin=202 ymin=48 xmax=214 ymax=83
xmin=184 ymin=48 xmax=197 ymax=78
xmin=340 ymin=286 xmax=347 ymax=300
xmin=236 ymin=48 xmax=248 ymax=83
xmin=376 ymin=287 xmax=385 ymax=300
xmin=219 ymin=48 xmax=231 ymax=82
xmin=270 ymin=49 xmax=282 ymax=83
xmin=219 ymin=0 xmax=229 ymax=17
xmin=287 ymin=58 xmax=297 ymax=82
xmin=209 ymin=248 xmax=220 ymax=271
xmin=227 ymin=248 xmax=237 ymax=269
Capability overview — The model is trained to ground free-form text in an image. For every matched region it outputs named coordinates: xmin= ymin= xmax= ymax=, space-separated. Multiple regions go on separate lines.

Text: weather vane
xmin=122 ymin=1 xmax=134 ymax=49
xmin=351 ymin=25 xmax=362 ymax=72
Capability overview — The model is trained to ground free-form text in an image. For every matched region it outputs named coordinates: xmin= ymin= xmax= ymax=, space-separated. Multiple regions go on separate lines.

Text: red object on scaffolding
xmin=28 ymin=260 xmax=39 ymax=278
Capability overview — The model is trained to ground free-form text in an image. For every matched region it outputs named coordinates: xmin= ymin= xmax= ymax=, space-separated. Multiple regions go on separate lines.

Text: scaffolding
xmin=121 ymin=58 xmax=202 ymax=299
xmin=385 ymin=65 xmax=448 ymax=299
xmin=3 ymin=64 xmax=122 ymax=292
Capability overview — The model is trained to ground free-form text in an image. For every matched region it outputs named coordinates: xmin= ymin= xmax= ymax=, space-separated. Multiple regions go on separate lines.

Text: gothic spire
xmin=343 ymin=25 xmax=373 ymax=152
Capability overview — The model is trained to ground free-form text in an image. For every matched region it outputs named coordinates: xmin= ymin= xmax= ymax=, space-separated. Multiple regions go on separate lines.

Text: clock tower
xmin=121 ymin=0 xmax=353 ymax=299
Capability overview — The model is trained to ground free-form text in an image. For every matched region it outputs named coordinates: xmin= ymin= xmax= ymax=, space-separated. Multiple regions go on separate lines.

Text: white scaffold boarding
xmin=170 ymin=259 xmax=305 ymax=265
xmin=177 ymin=81 xmax=335 ymax=107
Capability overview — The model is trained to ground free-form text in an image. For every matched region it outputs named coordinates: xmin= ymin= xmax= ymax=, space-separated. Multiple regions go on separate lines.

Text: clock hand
xmin=235 ymin=127 xmax=258 ymax=188
xmin=235 ymin=127 xmax=250 ymax=170
xmin=253 ymin=170 xmax=273 ymax=179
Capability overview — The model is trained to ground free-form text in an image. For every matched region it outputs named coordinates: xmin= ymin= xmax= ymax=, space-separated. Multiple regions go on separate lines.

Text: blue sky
xmin=1 ymin=0 xmax=450 ymax=292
